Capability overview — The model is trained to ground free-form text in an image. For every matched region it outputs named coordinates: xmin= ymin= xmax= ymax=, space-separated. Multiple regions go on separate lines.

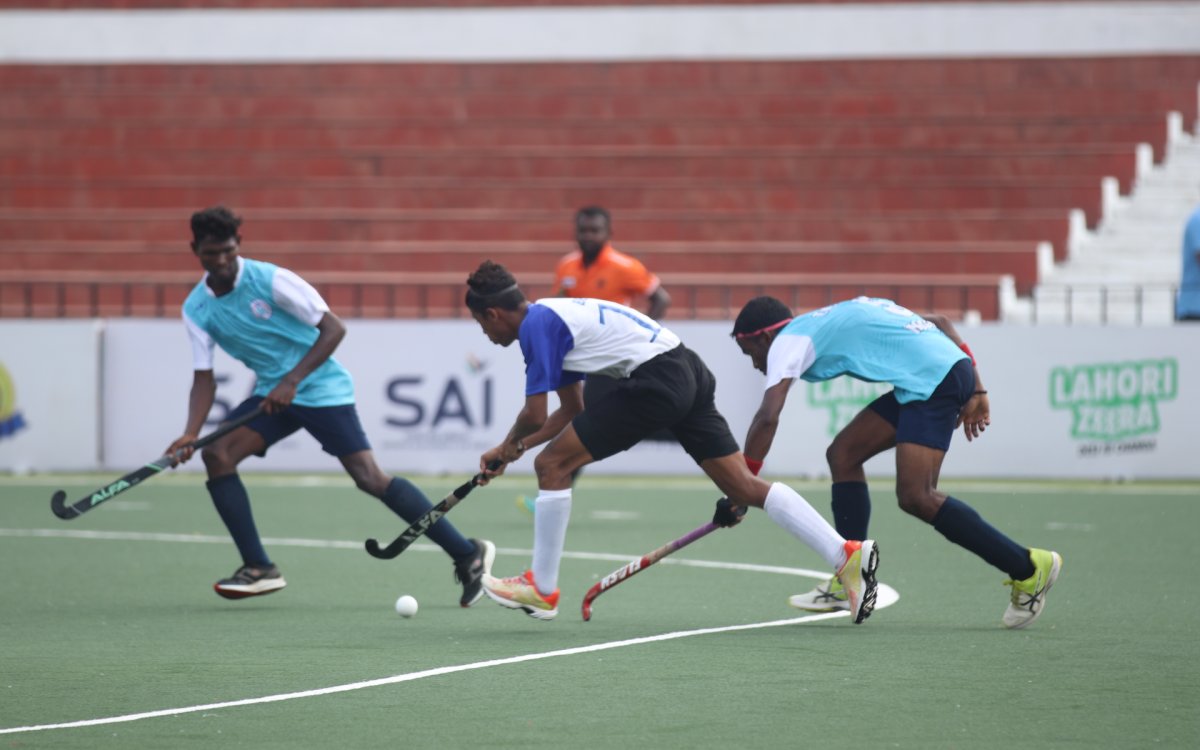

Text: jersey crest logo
xmin=249 ymin=299 xmax=273 ymax=320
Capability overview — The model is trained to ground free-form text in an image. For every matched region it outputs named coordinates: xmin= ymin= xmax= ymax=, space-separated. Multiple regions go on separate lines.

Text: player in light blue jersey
xmin=732 ymin=296 xmax=1062 ymax=629
xmin=166 ymin=207 xmax=494 ymax=605
xmin=463 ymin=261 xmax=879 ymax=624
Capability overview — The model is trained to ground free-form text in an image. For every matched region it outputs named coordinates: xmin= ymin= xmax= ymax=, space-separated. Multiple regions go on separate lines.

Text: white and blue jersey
xmin=182 ymin=257 xmax=355 ymax=407
xmin=765 ymin=297 xmax=968 ymax=403
xmin=518 ymin=297 xmax=682 ymax=396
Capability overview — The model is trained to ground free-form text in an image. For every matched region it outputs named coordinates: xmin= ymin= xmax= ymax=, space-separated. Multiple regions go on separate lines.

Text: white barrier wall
xmin=2 ymin=319 xmax=1198 ymax=479
xmin=0 ymin=320 xmax=101 ymax=473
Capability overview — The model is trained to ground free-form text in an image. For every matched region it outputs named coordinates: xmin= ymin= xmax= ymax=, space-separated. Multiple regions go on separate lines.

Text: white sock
xmin=763 ymin=482 xmax=847 ymax=570
xmin=531 ymin=489 xmax=572 ymax=594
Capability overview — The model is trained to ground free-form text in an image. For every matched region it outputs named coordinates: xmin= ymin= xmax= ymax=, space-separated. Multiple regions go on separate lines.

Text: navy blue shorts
xmin=866 ymin=358 xmax=975 ymax=452
xmin=573 ymin=345 xmax=740 ymax=464
xmin=228 ymin=397 xmax=372 ymax=458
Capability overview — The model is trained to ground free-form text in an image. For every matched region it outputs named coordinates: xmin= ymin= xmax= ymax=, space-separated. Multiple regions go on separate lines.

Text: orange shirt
xmin=552 ymin=244 xmax=660 ymax=306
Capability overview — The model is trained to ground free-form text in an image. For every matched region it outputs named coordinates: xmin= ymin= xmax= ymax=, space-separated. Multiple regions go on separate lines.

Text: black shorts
xmin=228 ymin=396 xmax=372 ymax=458
xmin=572 ymin=345 xmax=740 ymax=464
xmin=866 ymin=358 xmax=974 ymax=452
xmin=584 ymin=374 xmax=676 ymax=443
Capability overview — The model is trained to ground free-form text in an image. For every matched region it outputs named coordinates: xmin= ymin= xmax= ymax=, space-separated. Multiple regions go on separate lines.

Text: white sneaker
xmin=788 ymin=577 xmax=850 ymax=612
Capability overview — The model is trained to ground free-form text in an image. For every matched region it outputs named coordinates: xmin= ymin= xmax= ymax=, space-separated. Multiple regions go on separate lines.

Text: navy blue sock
xmin=207 ymin=473 xmax=271 ymax=568
xmin=831 ymin=481 xmax=871 ymax=540
xmin=932 ymin=497 xmax=1034 ymax=579
xmin=381 ymin=478 xmax=475 ymax=561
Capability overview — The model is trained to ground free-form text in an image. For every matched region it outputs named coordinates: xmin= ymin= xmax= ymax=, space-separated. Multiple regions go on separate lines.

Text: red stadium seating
xmin=2 ymin=57 xmax=1198 ymax=319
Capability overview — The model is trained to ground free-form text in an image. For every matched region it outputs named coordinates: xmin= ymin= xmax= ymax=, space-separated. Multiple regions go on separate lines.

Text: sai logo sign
xmin=1049 ymin=358 xmax=1177 ymax=444
xmin=0 ymin=361 xmax=28 ymax=440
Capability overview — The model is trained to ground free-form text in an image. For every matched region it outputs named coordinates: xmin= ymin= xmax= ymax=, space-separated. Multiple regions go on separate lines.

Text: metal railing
xmin=0 ymin=270 xmax=1005 ymax=321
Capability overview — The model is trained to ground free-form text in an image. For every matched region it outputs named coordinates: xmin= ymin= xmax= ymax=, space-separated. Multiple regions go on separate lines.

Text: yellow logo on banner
xmin=0 ymin=362 xmax=28 ymax=439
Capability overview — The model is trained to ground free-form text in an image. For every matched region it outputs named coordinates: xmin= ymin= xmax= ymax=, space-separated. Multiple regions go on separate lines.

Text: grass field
xmin=1 ymin=472 xmax=1198 ymax=748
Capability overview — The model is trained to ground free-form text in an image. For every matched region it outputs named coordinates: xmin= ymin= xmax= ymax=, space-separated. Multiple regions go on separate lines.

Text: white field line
xmin=0 ymin=610 xmax=864 ymax=736
xmin=0 ymin=528 xmax=834 ymax=578
xmin=0 ymin=526 xmax=898 ymax=736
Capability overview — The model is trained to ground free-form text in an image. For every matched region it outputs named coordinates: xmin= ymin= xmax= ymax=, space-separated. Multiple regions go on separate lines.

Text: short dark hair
xmin=190 ymin=206 xmax=242 ymax=245
xmin=732 ymin=296 xmax=793 ymax=339
xmin=465 ymin=260 xmax=526 ymax=313
xmin=575 ymin=205 xmax=611 ymax=227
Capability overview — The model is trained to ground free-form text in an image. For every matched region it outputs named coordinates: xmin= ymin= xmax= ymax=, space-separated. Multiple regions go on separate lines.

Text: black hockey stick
xmin=50 ymin=405 xmax=265 ymax=520
xmin=364 ymin=460 xmax=503 ymax=560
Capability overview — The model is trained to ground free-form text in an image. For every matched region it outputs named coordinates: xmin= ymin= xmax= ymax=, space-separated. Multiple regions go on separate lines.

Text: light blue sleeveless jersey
xmin=777 ymin=297 xmax=968 ymax=403
xmin=182 ymin=259 xmax=354 ymax=406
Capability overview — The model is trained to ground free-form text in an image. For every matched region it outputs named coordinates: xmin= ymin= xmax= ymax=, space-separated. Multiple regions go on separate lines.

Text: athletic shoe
xmin=1002 ymin=548 xmax=1063 ymax=629
xmin=788 ymin=577 xmax=850 ymax=612
xmin=834 ymin=540 xmax=879 ymax=625
xmin=454 ymin=538 xmax=497 ymax=608
xmin=482 ymin=569 xmax=559 ymax=620
xmin=214 ymin=564 xmax=287 ymax=600
xmin=515 ymin=495 xmax=536 ymax=516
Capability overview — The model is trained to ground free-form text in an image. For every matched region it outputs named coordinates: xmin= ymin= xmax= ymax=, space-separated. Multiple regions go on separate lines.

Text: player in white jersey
xmin=166 ymin=207 xmax=495 ymax=605
xmin=732 ymin=296 xmax=1062 ymax=629
xmin=463 ymin=260 xmax=879 ymax=623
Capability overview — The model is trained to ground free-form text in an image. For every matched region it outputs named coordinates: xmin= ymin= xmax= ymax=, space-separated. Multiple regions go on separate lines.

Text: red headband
xmin=733 ymin=317 xmax=792 ymax=340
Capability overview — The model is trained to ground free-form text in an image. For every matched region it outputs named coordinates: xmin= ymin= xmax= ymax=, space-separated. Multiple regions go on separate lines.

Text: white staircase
xmin=1007 ymin=112 xmax=1200 ymax=326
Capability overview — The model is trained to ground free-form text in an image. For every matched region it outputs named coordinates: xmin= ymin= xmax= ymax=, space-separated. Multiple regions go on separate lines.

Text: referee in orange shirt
xmin=553 ymin=206 xmax=671 ymax=319
xmin=514 ymin=207 xmax=673 ymax=512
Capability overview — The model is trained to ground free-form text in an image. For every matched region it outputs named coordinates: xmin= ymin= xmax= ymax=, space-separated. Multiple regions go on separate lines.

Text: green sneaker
xmin=515 ymin=495 xmax=536 ymax=516
xmin=788 ymin=577 xmax=850 ymax=612
xmin=1002 ymin=549 xmax=1063 ymax=629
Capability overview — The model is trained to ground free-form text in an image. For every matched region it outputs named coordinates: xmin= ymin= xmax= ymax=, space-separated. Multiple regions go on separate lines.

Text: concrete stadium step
xmin=1 ymin=89 xmax=1191 ymax=122
xmin=0 ymin=177 xmax=1107 ymax=222
xmin=0 ymin=208 xmax=1073 ymax=254
xmin=0 ymin=116 xmax=1174 ymax=160
xmin=3 ymin=57 xmax=1197 ymax=93
xmin=0 ymin=269 xmax=1009 ymax=321
xmin=0 ymin=238 xmax=1044 ymax=292
xmin=0 ymin=146 xmax=1140 ymax=190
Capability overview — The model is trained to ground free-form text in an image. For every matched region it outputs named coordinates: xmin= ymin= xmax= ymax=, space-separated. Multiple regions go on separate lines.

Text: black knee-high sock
xmin=933 ymin=497 xmax=1034 ymax=580
xmin=207 ymin=473 xmax=271 ymax=568
xmin=831 ymin=481 xmax=871 ymax=541
xmin=380 ymin=478 xmax=475 ymax=560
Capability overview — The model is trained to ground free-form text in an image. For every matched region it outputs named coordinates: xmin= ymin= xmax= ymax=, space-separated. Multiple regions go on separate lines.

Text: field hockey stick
xmin=581 ymin=521 xmax=720 ymax=622
xmin=364 ymin=460 xmax=503 ymax=560
xmin=50 ymin=405 xmax=265 ymax=520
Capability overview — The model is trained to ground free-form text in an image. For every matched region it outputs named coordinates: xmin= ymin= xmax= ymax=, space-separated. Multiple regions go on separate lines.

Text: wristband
xmin=744 ymin=456 xmax=763 ymax=476
xmin=959 ymin=342 xmax=976 ymax=367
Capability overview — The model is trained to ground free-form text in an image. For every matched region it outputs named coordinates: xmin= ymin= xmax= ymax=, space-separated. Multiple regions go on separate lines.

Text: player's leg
xmin=896 ymin=359 xmax=1061 ymax=628
xmin=674 ymin=346 xmax=877 ymax=622
xmin=785 ymin=403 xmax=896 ymax=612
xmin=827 ymin=399 xmax=897 ymax=540
xmin=200 ymin=398 xmax=289 ymax=599
xmin=482 ymin=425 xmax=595 ymax=619
xmin=292 ymin=403 xmax=493 ymax=607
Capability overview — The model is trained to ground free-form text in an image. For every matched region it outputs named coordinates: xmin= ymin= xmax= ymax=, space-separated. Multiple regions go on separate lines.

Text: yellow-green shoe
xmin=788 ymin=577 xmax=850 ymax=612
xmin=515 ymin=495 xmax=536 ymax=516
xmin=834 ymin=539 xmax=879 ymax=624
xmin=483 ymin=570 xmax=559 ymax=621
xmin=1002 ymin=548 xmax=1063 ymax=629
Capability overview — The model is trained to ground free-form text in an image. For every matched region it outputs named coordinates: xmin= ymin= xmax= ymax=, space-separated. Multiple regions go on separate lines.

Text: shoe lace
xmin=1003 ymin=576 xmax=1044 ymax=608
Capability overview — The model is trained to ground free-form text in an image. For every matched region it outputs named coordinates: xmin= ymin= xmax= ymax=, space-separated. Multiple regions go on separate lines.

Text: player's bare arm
xmin=925 ymin=312 xmax=992 ymax=440
xmin=263 ymin=312 xmax=346 ymax=414
xmin=744 ymin=378 xmax=792 ymax=463
xmin=167 ymin=369 xmax=217 ymax=465
xmin=517 ymin=381 xmax=584 ymax=452
xmin=645 ymin=286 xmax=671 ymax=320
xmin=480 ymin=392 xmax=551 ymax=479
